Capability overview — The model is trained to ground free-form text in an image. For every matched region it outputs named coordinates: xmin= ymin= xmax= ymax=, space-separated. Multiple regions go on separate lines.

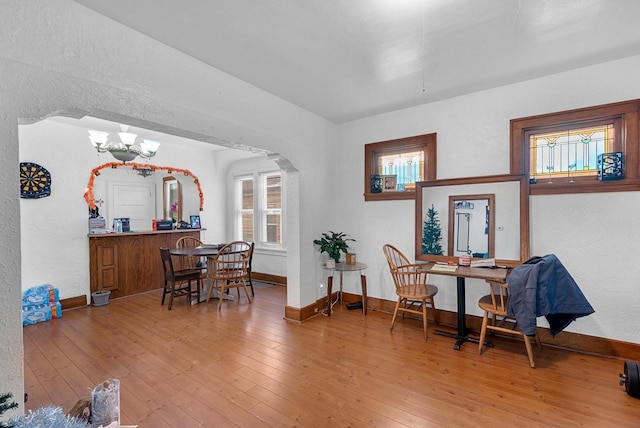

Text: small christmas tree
xmin=422 ymin=204 xmax=443 ymax=255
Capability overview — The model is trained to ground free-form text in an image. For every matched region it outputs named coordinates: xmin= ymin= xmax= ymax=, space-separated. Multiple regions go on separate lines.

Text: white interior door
xmin=109 ymin=181 xmax=156 ymax=231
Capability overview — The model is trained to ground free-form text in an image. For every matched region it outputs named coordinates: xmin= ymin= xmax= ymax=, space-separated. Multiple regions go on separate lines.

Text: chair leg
xmin=206 ymin=279 xmax=216 ymax=303
xmin=523 ymin=334 xmax=536 ymax=368
xmin=218 ymin=283 xmax=225 ymax=310
xmin=390 ymin=298 xmax=402 ymax=332
xmin=161 ymin=280 xmax=167 ymax=305
xmin=167 ymin=280 xmax=176 ymax=310
xmin=478 ymin=312 xmax=489 ymax=354
xmin=421 ymin=298 xmax=428 ymax=341
xmin=428 ymin=296 xmax=438 ymax=325
xmin=534 ymin=330 xmax=542 ymax=349
xmin=186 ymin=279 xmax=192 ymax=304
xmin=247 ymin=274 xmax=255 ymax=296
xmin=242 ymin=280 xmax=253 ymax=304
xmin=488 ymin=312 xmax=497 ymax=336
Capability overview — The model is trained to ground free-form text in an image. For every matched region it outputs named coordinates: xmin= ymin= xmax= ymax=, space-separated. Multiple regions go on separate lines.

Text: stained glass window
xmin=364 ymin=133 xmax=437 ymax=201
xmin=511 ymin=99 xmax=640 ymax=195
xmin=378 ymin=150 xmax=424 ymax=191
xmin=529 ymin=125 xmax=613 ymax=182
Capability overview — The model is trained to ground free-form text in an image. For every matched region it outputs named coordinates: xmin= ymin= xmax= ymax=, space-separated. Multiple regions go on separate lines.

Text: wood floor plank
xmin=23 ymin=285 xmax=640 ymax=427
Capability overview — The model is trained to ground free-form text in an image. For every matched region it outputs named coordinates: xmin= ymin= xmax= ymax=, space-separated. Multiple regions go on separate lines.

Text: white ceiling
xmin=71 ymin=0 xmax=640 ymax=123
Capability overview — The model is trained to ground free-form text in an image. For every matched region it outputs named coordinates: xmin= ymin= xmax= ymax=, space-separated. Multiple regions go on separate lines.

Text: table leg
xmin=326 ymin=275 xmax=333 ymax=316
xmin=434 ymin=276 xmax=494 ymax=350
xmin=434 ymin=277 xmax=469 ymax=349
xmin=456 ymin=276 xmax=467 ymax=338
xmin=360 ymin=274 xmax=367 ymax=315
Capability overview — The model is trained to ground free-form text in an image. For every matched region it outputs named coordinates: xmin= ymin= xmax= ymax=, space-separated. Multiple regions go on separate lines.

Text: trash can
xmin=91 ymin=290 xmax=111 ymax=306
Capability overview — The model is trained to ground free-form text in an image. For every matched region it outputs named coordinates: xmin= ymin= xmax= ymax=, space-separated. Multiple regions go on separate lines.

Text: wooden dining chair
xmin=247 ymin=241 xmax=255 ymax=296
xmin=175 ymin=236 xmax=208 ymax=294
xmin=383 ymin=243 xmax=412 ymax=271
xmin=159 ymin=247 xmax=202 ymax=310
xmin=206 ymin=241 xmax=253 ymax=310
xmin=478 ymin=281 xmax=542 ymax=368
xmin=175 ymin=236 xmax=204 ymax=269
xmin=383 ymin=244 xmax=438 ymax=340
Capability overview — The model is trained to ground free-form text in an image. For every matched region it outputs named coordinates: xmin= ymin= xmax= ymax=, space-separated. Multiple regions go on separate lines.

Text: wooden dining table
xmin=418 ymin=263 xmax=510 ymax=350
xmin=169 ymin=244 xmax=223 ymax=258
xmin=169 ymin=245 xmax=224 ymax=303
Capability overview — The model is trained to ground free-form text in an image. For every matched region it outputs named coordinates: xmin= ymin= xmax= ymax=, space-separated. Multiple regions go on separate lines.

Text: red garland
xmin=83 ymin=162 xmax=204 ymax=211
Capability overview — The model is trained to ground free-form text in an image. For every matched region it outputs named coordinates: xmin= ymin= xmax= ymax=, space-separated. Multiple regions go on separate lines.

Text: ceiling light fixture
xmin=136 ymin=166 xmax=154 ymax=178
xmin=88 ymin=124 xmax=160 ymax=163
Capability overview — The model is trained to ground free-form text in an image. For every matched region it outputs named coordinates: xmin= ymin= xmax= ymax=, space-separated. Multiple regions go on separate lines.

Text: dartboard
xmin=20 ymin=162 xmax=51 ymax=199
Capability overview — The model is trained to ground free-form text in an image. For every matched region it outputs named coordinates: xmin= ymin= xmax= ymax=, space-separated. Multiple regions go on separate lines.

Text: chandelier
xmin=88 ymin=124 xmax=160 ymax=163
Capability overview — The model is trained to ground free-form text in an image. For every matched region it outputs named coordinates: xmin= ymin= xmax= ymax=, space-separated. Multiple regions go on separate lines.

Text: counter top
xmin=88 ymin=228 xmax=205 ymax=238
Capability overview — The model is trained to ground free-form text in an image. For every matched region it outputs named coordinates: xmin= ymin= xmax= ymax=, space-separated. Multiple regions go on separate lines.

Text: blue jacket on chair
xmin=506 ymin=254 xmax=595 ymax=336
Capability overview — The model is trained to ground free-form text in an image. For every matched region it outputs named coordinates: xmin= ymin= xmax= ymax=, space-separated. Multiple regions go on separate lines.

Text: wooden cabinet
xmin=89 ymin=229 xmax=201 ymax=299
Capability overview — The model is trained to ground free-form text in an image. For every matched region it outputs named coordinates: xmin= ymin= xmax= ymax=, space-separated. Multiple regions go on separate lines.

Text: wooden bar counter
xmin=89 ymin=229 xmax=202 ymax=299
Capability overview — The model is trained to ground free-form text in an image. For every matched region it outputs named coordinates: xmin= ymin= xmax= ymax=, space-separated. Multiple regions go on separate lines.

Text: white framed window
xmin=237 ymin=175 xmax=254 ymax=241
xmin=261 ymin=173 xmax=282 ymax=244
xmin=234 ymin=170 xmax=284 ymax=247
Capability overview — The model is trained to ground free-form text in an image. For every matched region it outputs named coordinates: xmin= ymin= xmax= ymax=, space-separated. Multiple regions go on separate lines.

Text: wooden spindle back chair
xmin=383 ymin=244 xmax=438 ymax=340
xmin=206 ymin=241 xmax=253 ymax=310
xmin=478 ymin=281 xmax=542 ymax=367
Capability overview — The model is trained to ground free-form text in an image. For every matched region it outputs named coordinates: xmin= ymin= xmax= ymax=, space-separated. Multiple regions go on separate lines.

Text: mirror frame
xmin=448 ymin=194 xmax=495 ymax=257
xmin=415 ymin=174 xmax=529 ymax=267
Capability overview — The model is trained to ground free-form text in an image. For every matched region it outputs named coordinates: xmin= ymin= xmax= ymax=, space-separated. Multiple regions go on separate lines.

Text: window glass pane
xmin=377 ymin=150 xmax=424 ymax=190
xmin=529 ymin=124 xmax=613 ymax=181
xmin=266 ymin=213 xmax=281 ymax=243
xmin=266 ymin=175 xmax=281 ymax=209
xmin=242 ymin=213 xmax=253 ymax=241
xmin=242 ymin=179 xmax=253 ymax=209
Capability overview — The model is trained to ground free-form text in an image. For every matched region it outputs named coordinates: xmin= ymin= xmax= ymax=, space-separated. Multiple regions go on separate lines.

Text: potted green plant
xmin=313 ymin=231 xmax=355 ymax=263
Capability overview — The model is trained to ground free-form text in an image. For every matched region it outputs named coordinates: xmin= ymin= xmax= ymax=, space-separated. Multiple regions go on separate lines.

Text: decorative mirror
xmin=449 ymin=194 xmax=494 ymax=258
xmin=415 ymin=174 xmax=529 ymax=267
xmin=163 ymin=176 xmax=181 ymax=222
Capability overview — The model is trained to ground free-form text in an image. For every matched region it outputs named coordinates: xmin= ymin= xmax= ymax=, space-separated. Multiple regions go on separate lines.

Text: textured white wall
xmin=0 ymin=88 xmax=22 ymax=423
xmin=19 ymin=118 xmax=261 ymax=300
xmin=4 ymin=0 xmax=640 ymax=419
xmin=336 ymin=55 xmax=640 ymax=344
xmin=1 ymin=0 xmax=335 ymax=415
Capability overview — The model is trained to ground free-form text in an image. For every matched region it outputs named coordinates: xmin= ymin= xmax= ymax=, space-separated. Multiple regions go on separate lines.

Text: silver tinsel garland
xmin=8 ymin=406 xmax=89 ymax=428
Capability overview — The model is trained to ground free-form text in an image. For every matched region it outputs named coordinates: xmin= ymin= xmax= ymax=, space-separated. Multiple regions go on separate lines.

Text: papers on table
xmin=196 ymin=244 xmax=222 ymax=249
xmin=470 ymin=258 xmax=496 ymax=268
xmin=430 ymin=264 xmax=458 ymax=273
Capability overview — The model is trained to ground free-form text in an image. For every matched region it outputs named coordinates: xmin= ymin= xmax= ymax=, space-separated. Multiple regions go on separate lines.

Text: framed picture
xmin=190 ymin=215 xmax=201 ymax=229
xmin=382 ymin=175 xmax=397 ymax=192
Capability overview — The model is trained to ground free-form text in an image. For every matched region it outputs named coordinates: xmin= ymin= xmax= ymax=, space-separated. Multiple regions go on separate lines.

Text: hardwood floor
xmin=24 ymin=285 xmax=640 ymax=427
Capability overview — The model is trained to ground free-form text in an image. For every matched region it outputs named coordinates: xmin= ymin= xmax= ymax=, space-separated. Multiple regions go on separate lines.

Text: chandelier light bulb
xmin=88 ymin=130 xmax=109 ymax=148
xmin=118 ymin=131 xmax=137 ymax=147
xmin=142 ymin=140 xmax=160 ymax=157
